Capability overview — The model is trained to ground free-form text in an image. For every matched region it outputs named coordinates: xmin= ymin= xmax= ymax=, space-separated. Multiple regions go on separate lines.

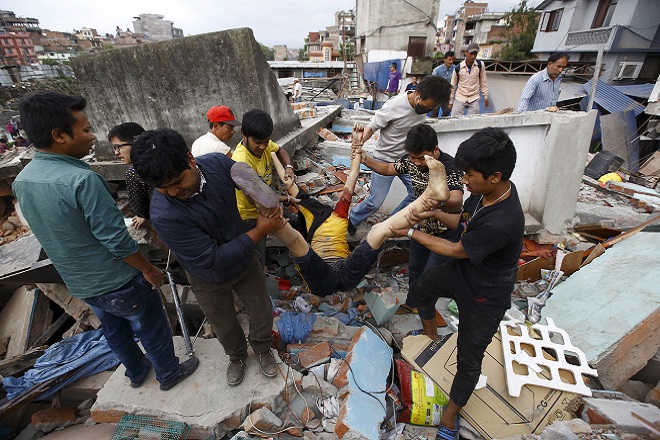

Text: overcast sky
xmin=5 ymin=0 xmax=531 ymax=48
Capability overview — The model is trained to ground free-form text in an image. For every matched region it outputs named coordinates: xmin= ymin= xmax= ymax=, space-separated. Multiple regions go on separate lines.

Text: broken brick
xmin=32 ymin=407 xmax=77 ymax=433
xmin=241 ymin=407 xmax=283 ymax=434
xmin=292 ymin=341 xmax=332 ymax=369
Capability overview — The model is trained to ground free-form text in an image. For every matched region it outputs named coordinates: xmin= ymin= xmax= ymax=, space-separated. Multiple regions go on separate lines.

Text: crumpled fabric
xmin=323 ymin=307 xmax=362 ymax=326
xmin=277 ymin=311 xmax=316 ymax=344
xmin=2 ymin=329 xmax=120 ymax=400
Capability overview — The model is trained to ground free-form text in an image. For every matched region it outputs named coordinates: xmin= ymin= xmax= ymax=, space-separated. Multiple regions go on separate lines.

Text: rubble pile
xmin=0 ymin=109 xmax=659 ymax=440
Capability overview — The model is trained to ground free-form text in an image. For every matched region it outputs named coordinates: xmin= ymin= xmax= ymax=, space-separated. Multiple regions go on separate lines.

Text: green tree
xmin=338 ymin=41 xmax=355 ymax=61
xmin=495 ymin=0 xmax=540 ymax=60
xmin=298 ymin=48 xmax=309 ymax=61
xmin=259 ymin=43 xmax=275 ymax=61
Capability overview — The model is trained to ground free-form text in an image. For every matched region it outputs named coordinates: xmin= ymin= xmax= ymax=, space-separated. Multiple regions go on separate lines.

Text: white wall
xmin=428 ymin=110 xmax=597 ymax=234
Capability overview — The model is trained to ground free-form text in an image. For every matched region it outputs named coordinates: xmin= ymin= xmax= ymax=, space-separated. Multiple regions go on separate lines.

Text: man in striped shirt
xmin=517 ymin=52 xmax=569 ymax=112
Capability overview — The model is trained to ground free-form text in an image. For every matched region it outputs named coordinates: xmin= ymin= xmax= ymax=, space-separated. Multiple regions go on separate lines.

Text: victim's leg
xmin=366 ymin=156 xmax=449 ymax=249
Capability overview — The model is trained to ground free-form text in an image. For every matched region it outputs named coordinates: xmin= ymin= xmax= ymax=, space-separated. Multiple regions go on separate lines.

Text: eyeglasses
xmin=112 ymin=143 xmax=131 ymax=152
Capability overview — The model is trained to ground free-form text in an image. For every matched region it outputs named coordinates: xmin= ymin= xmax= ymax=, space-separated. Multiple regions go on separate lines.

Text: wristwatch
xmin=285 ymin=164 xmax=294 ymax=170
xmin=407 ymin=228 xmax=415 ymax=239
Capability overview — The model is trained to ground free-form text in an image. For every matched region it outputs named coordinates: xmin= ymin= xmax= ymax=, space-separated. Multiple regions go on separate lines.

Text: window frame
xmin=540 ymin=8 xmax=563 ymax=32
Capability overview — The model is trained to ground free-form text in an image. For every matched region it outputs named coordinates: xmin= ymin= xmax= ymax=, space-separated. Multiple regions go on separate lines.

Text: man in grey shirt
xmin=348 ymin=76 xmax=451 ymax=234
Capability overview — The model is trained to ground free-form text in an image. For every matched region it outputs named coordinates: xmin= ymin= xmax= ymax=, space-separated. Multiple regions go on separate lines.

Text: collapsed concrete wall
xmin=70 ymin=27 xmax=300 ymax=160
xmin=429 ymin=110 xmax=597 ymax=235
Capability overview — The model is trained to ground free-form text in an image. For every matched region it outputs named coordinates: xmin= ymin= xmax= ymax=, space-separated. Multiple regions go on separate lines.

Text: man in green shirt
xmin=13 ymin=92 xmax=198 ymax=391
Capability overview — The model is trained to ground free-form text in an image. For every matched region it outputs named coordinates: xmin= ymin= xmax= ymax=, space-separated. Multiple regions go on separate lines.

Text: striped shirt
xmin=517 ymin=68 xmax=562 ymax=112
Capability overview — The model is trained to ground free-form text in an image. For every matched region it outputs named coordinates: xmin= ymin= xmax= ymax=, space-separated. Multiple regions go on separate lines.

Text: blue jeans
xmin=350 ymin=168 xmax=415 ymax=227
xmin=85 ymin=274 xmax=180 ymax=385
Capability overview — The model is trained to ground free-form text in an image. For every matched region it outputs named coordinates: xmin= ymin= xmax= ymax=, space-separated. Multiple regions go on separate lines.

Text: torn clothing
xmin=13 ymin=151 xmax=139 ymax=298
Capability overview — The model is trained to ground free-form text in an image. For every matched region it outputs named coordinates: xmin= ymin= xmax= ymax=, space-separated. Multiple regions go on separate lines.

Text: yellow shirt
xmin=299 ymin=205 xmax=350 ymax=259
xmin=232 ymin=140 xmax=280 ymax=220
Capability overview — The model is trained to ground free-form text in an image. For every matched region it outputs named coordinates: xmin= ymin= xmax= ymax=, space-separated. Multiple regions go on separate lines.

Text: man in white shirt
xmin=292 ymin=78 xmax=303 ymax=103
xmin=191 ymin=106 xmax=240 ymax=157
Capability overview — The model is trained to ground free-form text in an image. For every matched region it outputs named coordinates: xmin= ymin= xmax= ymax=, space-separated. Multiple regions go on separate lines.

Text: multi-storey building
xmin=132 ymin=14 xmax=183 ymax=42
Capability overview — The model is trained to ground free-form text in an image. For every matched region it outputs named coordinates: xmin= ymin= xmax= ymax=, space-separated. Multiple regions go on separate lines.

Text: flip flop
xmin=230 ymin=162 xmax=279 ymax=211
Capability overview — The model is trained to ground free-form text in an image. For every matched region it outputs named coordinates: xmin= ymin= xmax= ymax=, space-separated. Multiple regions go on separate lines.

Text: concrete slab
xmin=91 ymin=337 xmax=299 ymax=439
xmin=429 ymin=110 xmax=598 ymax=234
xmin=71 ymin=28 xmax=301 ymax=160
xmin=40 ymin=423 xmax=117 ymax=440
xmin=543 ymin=232 xmax=660 ymax=390
xmin=583 ymin=397 xmax=660 ymax=436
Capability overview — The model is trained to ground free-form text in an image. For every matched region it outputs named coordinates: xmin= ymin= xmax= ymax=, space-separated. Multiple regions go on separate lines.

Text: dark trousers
xmin=243 ymin=219 xmax=266 ymax=266
xmin=406 ymin=235 xmax=457 ymax=307
xmin=186 ymin=256 xmax=273 ymax=361
xmin=293 ymin=241 xmax=380 ymax=297
xmin=409 ymin=262 xmax=506 ymax=407
xmin=85 ymin=274 xmax=180 ymax=385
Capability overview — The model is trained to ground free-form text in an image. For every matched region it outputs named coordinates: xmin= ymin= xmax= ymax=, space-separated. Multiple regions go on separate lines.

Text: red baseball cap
xmin=206 ymin=106 xmax=240 ymax=125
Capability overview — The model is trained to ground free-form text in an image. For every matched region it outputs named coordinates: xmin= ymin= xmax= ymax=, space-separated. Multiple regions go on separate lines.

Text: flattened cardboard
xmin=401 ymin=332 xmax=582 ymax=440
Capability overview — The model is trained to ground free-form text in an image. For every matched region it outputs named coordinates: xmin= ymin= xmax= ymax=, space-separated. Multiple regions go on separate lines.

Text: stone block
xmin=71 ymin=28 xmax=300 ymax=160
xmin=311 ymin=317 xmax=340 ymax=337
xmin=290 ymin=341 xmax=332 ymax=369
xmin=92 ymin=337 xmax=294 ymax=438
xmin=0 ymin=286 xmax=49 ymax=358
xmin=582 ymin=398 xmax=660 ymax=436
xmin=31 ymin=407 xmax=77 ymax=433
xmin=241 ymin=407 xmax=283 ymax=434
xmin=646 ymin=385 xmax=660 ymax=408
xmin=334 ymin=328 xmax=391 ymax=440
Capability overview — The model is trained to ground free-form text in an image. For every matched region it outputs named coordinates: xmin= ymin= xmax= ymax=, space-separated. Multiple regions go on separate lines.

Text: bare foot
xmin=352 ymin=123 xmax=364 ymax=148
xmin=421 ymin=155 xmax=449 ymax=202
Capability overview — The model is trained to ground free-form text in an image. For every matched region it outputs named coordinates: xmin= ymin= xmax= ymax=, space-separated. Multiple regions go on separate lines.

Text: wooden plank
xmin=35 ymin=283 xmax=100 ymax=329
xmin=0 ymin=346 xmax=47 ymax=378
xmin=317 ymin=184 xmax=345 ymax=195
xmin=516 ymin=257 xmax=554 ymax=282
xmin=29 ymin=313 xmax=75 ymax=349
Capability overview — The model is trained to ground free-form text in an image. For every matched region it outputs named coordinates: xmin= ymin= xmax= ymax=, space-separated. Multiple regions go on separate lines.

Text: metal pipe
xmin=165 ymin=250 xmax=194 ymax=356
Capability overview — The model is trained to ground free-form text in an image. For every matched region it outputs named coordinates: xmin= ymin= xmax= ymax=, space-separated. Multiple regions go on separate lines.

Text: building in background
xmin=132 ymin=13 xmax=183 ymax=42
xmin=303 ymin=10 xmax=354 ymax=63
xmin=532 ymin=0 xmax=660 ymax=84
xmin=463 ymin=12 xmax=507 ymax=58
xmin=0 ymin=10 xmax=39 ymax=33
xmin=0 ymin=31 xmax=37 ymax=65
xmin=448 ymin=1 xmax=489 ymax=55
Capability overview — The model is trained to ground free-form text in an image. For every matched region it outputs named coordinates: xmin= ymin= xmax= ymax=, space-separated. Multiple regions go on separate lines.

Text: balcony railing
xmin=565 ymin=27 xmax=612 ymax=46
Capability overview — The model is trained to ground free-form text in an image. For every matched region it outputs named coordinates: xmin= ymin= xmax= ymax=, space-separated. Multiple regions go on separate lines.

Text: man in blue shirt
xmin=13 ymin=92 xmax=198 ymax=391
xmin=431 ymin=51 xmax=456 ymax=117
xmin=130 ymin=128 xmax=287 ymax=387
xmin=517 ymin=52 xmax=569 ymax=112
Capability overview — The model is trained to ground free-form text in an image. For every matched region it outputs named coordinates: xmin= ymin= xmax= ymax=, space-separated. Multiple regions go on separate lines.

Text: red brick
xmin=91 ymin=408 xmax=126 ymax=424
xmin=584 ymin=406 xmax=613 ymax=425
xmin=32 ymin=407 xmax=76 ymax=432
xmin=335 ymin=405 xmax=350 ymax=438
xmin=296 ymin=341 xmax=332 ymax=368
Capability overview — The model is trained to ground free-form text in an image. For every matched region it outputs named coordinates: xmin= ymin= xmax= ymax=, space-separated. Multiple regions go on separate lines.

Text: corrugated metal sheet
xmin=612 ymin=84 xmax=655 ymax=100
xmin=558 ymin=81 xmax=588 ymax=102
xmin=582 ymin=80 xmax=646 ymax=116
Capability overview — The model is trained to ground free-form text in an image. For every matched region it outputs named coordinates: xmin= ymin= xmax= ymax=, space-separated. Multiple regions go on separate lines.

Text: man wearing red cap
xmin=191 ymin=106 xmax=241 ymax=158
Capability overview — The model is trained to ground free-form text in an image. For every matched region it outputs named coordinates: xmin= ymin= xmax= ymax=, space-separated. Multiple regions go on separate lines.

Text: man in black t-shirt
xmin=391 ymin=127 xmax=524 ymax=440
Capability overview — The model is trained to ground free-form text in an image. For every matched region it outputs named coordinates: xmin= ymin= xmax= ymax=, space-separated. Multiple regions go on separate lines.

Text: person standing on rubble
xmin=517 ymin=52 xmax=569 ymax=112
xmin=130 ymin=128 xmax=286 ymax=387
xmin=348 ymin=75 xmax=449 ymax=235
xmin=390 ymin=127 xmax=524 ymax=440
xmin=232 ymin=109 xmax=295 ymax=265
xmin=450 ymin=43 xmax=489 ymax=116
xmin=230 ymin=123 xmax=451 ymax=297
xmin=355 ymin=124 xmax=464 ymax=305
xmin=292 ymin=78 xmax=302 ymax=102
xmin=13 ymin=92 xmax=199 ymax=391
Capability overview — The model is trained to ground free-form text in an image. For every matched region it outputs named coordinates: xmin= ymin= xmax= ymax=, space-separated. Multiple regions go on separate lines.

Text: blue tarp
xmin=581 ymin=80 xmax=646 ymax=116
xmin=362 ymin=59 xmax=399 ymax=91
xmin=2 ymin=329 xmax=120 ymax=400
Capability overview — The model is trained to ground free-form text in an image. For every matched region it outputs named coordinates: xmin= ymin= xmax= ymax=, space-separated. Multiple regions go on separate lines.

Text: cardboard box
xmin=401 ymin=332 xmax=582 ymax=439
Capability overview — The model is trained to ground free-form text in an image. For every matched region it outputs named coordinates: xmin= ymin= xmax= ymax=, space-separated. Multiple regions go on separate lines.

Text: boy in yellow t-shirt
xmin=232 ymin=109 xmax=294 ymax=263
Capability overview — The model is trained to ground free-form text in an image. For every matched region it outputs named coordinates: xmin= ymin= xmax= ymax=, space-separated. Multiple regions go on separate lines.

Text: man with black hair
xmin=391 ymin=127 xmax=524 ymax=440
xmin=13 ymin=92 xmax=198 ymax=391
xmin=356 ymin=124 xmax=464 ymax=291
xmin=232 ymin=109 xmax=294 ymax=265
xmin=109 ymin=122 xmax=150 ymax=229
xmin=517 ymin=52 xmax=569 ymax=112
xmin=386 ymin=62 xmax=401 ymax=98
xmin=450 ymin=42 xmax=489 ymax=116
xmin=431 ymin=51 xmax=456 ymax=117
xmin=130 ymin=128 xmax=286 ymax=387
xmin=348 ymin=75 xmax=451 ymax=235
